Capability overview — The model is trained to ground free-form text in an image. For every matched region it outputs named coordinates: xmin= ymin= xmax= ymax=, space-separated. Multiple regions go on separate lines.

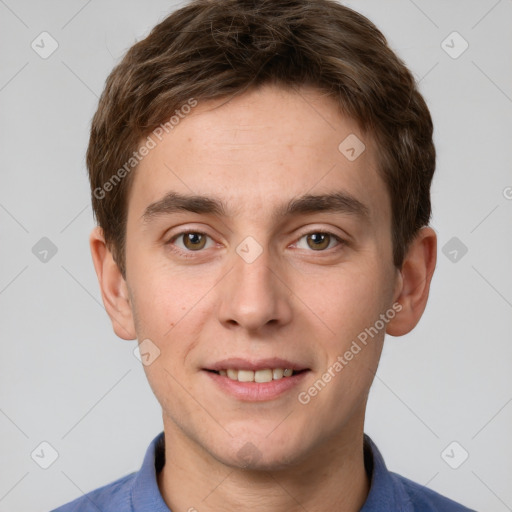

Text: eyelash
xmin=165 ymin=230 xmax=346 ymax=257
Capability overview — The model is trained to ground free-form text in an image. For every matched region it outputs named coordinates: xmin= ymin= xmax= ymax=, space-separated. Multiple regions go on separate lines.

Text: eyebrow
xmin=141 ymin=191 xmax=370 ymax=223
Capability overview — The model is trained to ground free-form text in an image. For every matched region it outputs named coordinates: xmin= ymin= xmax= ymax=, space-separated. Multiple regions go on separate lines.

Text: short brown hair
xmin=87 ymin=0 xmax=435 ymax=277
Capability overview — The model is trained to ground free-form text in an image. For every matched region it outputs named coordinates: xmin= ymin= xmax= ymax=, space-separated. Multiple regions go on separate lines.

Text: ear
xmin=386 ymin=226 xmax=437 ymax=336
xmin=89 ymin=226 xmax=137 ymax=340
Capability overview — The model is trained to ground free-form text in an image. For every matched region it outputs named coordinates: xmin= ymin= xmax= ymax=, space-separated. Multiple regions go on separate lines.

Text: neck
xmin=157 ymin=418 xmax=370 ymax=512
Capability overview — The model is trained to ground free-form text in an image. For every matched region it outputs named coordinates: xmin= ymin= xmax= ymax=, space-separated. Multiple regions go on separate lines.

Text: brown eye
xmin=294 ymin=232 xmax=343 ymax=252
xmin=182 ymin=232 xmax=207 ymax=250
xmin=306 ymin=233 xmax=332 ymax=250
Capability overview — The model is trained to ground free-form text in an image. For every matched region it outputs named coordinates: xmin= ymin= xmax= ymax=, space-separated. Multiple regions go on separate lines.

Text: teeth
xmin=254 ymin=369 xmax=273 ymax=383
xmin=237 ymin=370 xmax=254 ymax=382
xmin=272 ymin=368 xmax=284 ymax=380
xmin=217 ymin=368 xmax=298 ymax=382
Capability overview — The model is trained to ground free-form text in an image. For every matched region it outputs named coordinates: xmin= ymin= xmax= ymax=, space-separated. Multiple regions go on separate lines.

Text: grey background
xmin=1 ymin=0 xmax=511 ymax=511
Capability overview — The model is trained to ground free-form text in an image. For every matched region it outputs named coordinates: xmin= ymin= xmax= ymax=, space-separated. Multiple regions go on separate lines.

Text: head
xmin=89 ymin=0 xmax=436 ymax=470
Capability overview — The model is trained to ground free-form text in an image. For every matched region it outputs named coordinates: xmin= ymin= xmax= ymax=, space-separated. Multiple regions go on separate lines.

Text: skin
xmin=90 ymin=84 xmax=436 ymax=512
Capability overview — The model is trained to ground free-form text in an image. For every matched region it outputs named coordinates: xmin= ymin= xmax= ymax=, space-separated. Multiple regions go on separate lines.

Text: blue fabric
xmin=51 ymin=432 xmax=477 ymax=511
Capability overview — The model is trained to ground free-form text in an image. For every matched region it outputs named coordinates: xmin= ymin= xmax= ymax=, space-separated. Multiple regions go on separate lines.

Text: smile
xmin=203 ymin=369 xmax=310 ymax=401
xmin=208 ymin=368 xmax=303 ymax=383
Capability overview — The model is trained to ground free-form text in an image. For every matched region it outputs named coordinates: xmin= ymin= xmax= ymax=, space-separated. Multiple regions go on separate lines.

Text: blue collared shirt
xmin=51 ymin=432 xmax=476 ymax=511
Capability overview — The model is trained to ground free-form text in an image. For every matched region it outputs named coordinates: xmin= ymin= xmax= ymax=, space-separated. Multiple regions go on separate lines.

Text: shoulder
xmin=50 ymin=471 xmax=136 ymax=512
xmin=390 ymin=471 xmax=477 ymax=511
xmin=51 ymin=431 xmax=165 ymax=512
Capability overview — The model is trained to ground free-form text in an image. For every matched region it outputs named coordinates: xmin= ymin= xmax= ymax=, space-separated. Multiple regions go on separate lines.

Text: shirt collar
xmin=131 ymin=431 xmax=412 ymax=512
xmin=361 ymin=434 xmax=413 ymax=511
xmin=131 ymin=432 xmax=170 ymax=511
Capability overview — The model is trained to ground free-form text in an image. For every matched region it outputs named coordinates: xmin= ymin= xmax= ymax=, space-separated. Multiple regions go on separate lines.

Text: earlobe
xmin=89 ymin=227 xmax=137 ymax=340
xmin=386 ymin=227 xmax=437 ymax=337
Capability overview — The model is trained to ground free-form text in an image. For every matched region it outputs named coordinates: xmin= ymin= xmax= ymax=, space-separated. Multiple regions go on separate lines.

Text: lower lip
xmin=203 ymin=370 xmax=310 ymax=401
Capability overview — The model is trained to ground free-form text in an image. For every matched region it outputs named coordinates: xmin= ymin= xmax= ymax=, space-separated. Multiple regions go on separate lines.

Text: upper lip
xmin=204 ymin=357 xmax=310 ymax=372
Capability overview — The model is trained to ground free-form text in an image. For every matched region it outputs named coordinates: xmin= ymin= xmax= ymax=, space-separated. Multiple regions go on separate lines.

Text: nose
xmin=216 ymin=246 xmax=293 ymax=333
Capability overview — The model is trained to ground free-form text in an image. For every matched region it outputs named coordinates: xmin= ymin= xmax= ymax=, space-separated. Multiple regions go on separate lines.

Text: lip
xmin=203 ymin=368 xmax=310 ymax=401
xmin=204 ymin=357 xmax=309 ymax=372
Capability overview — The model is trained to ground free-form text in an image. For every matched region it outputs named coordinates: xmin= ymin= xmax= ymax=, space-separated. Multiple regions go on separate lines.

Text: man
xmin=52 ymin=0 xmax=476 ymax=510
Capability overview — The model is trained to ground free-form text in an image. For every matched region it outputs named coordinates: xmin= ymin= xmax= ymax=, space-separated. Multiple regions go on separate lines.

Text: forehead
xmin=127 ymin=84 xmax=390 ymax=228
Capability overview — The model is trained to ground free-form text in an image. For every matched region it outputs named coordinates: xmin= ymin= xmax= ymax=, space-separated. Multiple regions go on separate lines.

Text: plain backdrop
xmin=1 ymin=1 xmax=511 ymax=511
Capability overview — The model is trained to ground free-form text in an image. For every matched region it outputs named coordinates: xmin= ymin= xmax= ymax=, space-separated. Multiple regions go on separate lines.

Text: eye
xmin=294 ymin=232 xmax=343 ymax=251
xmin=169 ymin=231 xmax=214 ymax=251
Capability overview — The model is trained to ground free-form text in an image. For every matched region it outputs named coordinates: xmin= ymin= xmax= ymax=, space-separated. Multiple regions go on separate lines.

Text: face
xmin=123 ymin=84 xmax=400 ymax=469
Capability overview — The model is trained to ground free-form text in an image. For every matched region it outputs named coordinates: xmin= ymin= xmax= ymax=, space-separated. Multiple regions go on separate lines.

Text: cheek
xmin=129 ymin=262 xmax=203 ymax=333
xmin=129 ymin=267 xmax=217 ymax=376
xmin=299 ymin=264 xmax=390 ymax=347
xmin=131 ymin=273 xmax=205 ymax=409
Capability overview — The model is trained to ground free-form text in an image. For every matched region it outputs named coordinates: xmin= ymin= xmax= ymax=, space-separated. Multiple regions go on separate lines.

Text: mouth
xmin=204 ymin=367 xmax=308 ymax=383
xmin=202 ymin=358 xmax=311 ymax=401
